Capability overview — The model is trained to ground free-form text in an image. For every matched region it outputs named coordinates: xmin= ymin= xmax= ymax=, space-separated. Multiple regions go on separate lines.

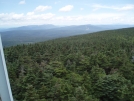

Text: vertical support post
xmin=0 ymin=36 xmax=14 ymax=101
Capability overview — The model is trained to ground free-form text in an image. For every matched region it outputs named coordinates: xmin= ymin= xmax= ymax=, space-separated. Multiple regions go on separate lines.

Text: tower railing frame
xmin=0 ymin=35 xmax=14 ymax=101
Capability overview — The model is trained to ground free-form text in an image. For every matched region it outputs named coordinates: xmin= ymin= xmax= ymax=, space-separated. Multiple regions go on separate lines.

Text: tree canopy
xmin=4 ymin=27 xmax=134 ymax=101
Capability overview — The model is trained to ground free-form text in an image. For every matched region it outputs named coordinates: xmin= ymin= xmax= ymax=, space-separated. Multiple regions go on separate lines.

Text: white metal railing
xmin=0 ymin=35 xmax=14 ymax=101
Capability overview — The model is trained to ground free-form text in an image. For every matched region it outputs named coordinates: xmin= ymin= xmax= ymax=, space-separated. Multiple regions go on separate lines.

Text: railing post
xmin=0 ymin=35 xmax=14 ymax=101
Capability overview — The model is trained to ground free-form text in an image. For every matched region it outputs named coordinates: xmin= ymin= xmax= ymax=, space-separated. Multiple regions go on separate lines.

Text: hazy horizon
xmin=1 ymin=23 xmax=134 ymax=29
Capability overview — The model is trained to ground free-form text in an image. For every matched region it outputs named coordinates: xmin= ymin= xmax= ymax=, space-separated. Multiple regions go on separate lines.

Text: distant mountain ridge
xmin=1 ymin=24 xmax=134 ymax=32
xmin=0 ymin=24 xmax=134 ymax=47
xmin=0 ymin=24 xmax=58 ymax=32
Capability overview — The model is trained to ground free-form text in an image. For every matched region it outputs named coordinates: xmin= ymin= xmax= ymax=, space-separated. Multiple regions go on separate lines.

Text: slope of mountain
xmin=97 ymin=24 xmax=134 ymax=30
xmin=0 ymin=28 xmax=9 ymax=32
xmin=1 ymin=24 xmax=133 ymax=32
xmin=0 ymin=24 xmax=104 ymax=47
xmin=5 ymin=27 xmax=134 ymax=101
xmin=1 ymin=24 xmax=134 ymax=47
xmin=1 ymin=24 xmax=58 ymax=32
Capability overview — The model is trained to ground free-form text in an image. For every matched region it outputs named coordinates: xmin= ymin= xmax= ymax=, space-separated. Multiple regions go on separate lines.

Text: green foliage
xmin=24 ymin=84 xmax=39 ymax=101
xmin=4 ymin=27 xmax=134 ymax=101
xmin=93 ymin=74 xmax=132 ymax=101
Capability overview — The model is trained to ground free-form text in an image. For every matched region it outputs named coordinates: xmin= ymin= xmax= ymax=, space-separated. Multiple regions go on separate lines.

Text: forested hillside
xmin=4 ymin=27 xmax=134 ymax=101
xmin=1 ymin=24 xmax=102 ymax=47
xmin=2 ymin=24 xmax=134 ymax=47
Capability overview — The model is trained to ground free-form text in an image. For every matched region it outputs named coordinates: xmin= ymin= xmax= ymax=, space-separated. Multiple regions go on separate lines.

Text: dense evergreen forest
xmin=4 ymin=27 xmax=134 ymax=101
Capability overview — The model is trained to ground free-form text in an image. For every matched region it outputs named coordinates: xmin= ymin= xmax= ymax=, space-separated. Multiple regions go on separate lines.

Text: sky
xmin=0 ymin=0 xmax=134 ymax=28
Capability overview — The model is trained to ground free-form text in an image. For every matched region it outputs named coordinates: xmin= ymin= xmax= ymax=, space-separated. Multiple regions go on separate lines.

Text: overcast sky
xmin=0 ymin=0 xmax=134 ymax=28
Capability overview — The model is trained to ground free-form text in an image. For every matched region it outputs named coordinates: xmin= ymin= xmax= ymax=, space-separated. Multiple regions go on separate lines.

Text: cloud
xmin=92 ymin=4 xmax=134 ymax=11
xmin=0 ymin=12 xmax=55 ymax=23
xmin=0 ymin=13 xmax=24 ymax=21
xmin=19 ymin=0 xmax=25 ymax=4
xmin=80 ymin=8 xmax=84 ymax=11
xmin=27 ymin=13 xmax=55 ymax=21
xmin=0 ymin=6 xmax=54 ymax=27
xmin=115 ymin=4 xmax=134 ymax=11
xmin=52 ymin=12 xmax=134 ymax=25
xmin=0 ymin=12 xmax=134 ymax=27
xmin=92 ymin=4 xmax=109 ymax=11
xmin=12 ymin=13 xmax=24 ymax=20
xmin=55 ymin=1 xmax=60 ymax=4
xmin=27 ymin=12 xmax=34 ymax=16
xmin=59 ymin=5 xmax=73 ymax=12
xmin=34 ymin=6 xmax=52 ymax=12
